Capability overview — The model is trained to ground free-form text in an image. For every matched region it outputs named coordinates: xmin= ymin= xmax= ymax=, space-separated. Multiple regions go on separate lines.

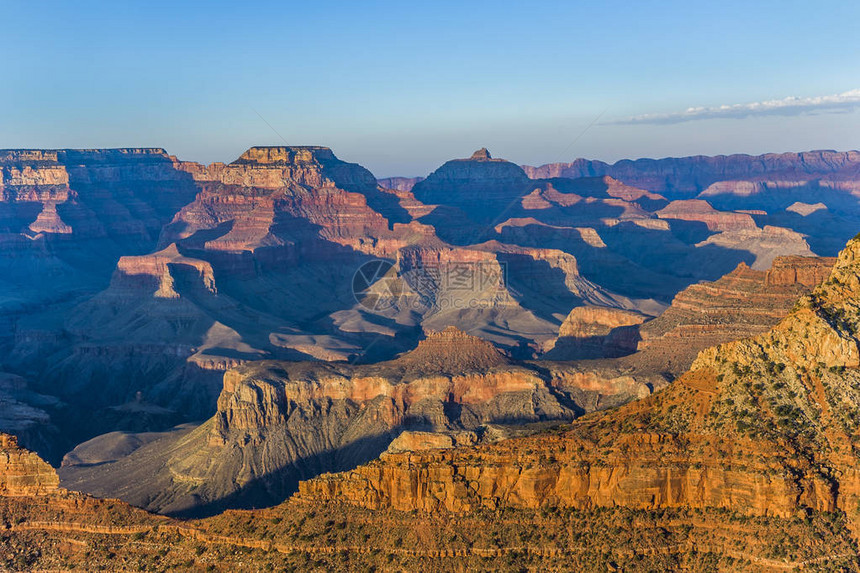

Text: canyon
xmin=3 ymin=144 xmax=849 ymax=464
xmin=1 ymin=224 xmax=859 ymax=571
xmin=1 ymin=144 xmax=860 ymax=569
xmin=286 ymin=233 xmax=860 ymax=569
xmin=58 ymin=326 xmax=656 ymax=516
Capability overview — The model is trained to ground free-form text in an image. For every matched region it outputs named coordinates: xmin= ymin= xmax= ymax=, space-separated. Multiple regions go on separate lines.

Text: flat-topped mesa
xmin=0 ymin=147 xmax=171 ymax=166
xmin=160 ymin=146 xmax=415 ymax=261
xmin=0 ymin=433 xmax=60 ymax=496
xmin=215 ymin=146 xmax=378 ymax=190
xmin=1 ymin=150 xmax=70 ymax=187
xmin=0 ymin=148 xmax=182 ymax=188
xmin=1 ymin=147 xmax=195 ymax=189
xmin=657 ymin=199 xmax=757 ymax=232
xmin=394 ymin=326 xmax=511 ymax=373
xmin=58 ymin=148 xmax=173 ymax=164
xmin=0 ymin=149 xmax=61 ymax=164
xmin=232 ymin=146 xmax=337 ymax=166
xmin=111 ymin=244 xmax=217 ymax=298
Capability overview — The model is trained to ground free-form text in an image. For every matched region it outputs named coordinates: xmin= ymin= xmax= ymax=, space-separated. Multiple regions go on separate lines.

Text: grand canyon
xmin=8 ymin=1 xmax=860 ymax=569
xmin=0 ymin=142 xmax=859 ymax=570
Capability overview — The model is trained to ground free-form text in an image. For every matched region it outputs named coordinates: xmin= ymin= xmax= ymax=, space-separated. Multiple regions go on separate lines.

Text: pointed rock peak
xmin=394 ymin=326 xmax=510 ymax=373
xmin=0 ymin=433 xmax=60 ymax=495
xmin=814 ymin=234 xmax=860 ymax=295
xmin=233 ymin=146 xmax=337 ymax=166
xmin=470 ymin=148 xmax=493 ymax=160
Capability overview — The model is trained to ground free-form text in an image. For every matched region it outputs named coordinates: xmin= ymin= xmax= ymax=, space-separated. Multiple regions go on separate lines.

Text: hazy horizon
xmin=5 ymin=0 xmax=860 ymax=177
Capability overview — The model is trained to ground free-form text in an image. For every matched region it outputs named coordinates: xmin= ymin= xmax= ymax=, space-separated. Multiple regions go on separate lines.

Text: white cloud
xmin=609 ymin=89 xmax=860 ymax=125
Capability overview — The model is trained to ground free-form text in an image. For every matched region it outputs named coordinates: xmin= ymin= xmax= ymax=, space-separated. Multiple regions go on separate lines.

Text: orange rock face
xmin=545 ymin=306 xmax=647 ymax=359
xmin=635 ymin=255 xmax=835 ymax=373
xmin=296 ymin=236 xmax=860 ymax=533
xmin=62 ymin=327 xmax=659 ymax=514
xmin=0 ymin=434 xmax=59 ymax=496
xmin=162 ymin=145 xmax=426 ymax=264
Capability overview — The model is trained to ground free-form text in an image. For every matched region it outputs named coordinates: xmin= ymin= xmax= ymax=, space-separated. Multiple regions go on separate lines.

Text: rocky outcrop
xmin=110 ymin=244 xmax=217 ymax=299
xmin=657 ymin=199 xmax=757 ymax=232
xmin=0 ymin=147 xmax=200 ymax=256
xmin=0 ymin=434 xmax=59 ymax=496
xmin=631 ymin=255 xmax=835 ymax=374
xmin=299 ymin=430 xmax=812 ymax=515
xmin=786 ymin=201 xmax=827 ymax=216
xmin=386 ymin=326 xmax=510 ymax=373
xmin=544 ymin=306 xmax=647 ymax=359
xmin=411 ymin=148 xmax=532 ymax=223
xmin=694 ymin=224 xmax=816 ymax=271
xmin=297 ymin=234 xmax=860 ymax=532
xmin=356 ymin=241 xmax=664 ymax=356
xmin=59 ymin=328 xmax=657 ymax=515
xmin=161 ymin=146 xmax=428 ymax=265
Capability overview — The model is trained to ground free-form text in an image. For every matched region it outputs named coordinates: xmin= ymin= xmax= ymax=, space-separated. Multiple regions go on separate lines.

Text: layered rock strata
xmin=59 ymin=327 xmax=657 ymax=515
xmin=297 ymin=235 xmax=860 ymax=532
xmin=0 ymin=434 xmax=59 ymax=496
xmin=632 ymin=254 xmax=836 ymax=373
xmin=524 ymin=150 xmax=860 ymax=198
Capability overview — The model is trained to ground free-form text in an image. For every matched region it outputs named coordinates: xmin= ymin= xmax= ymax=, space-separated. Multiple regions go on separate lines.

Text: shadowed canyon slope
xmin=59 ymin=253 xmax=831 ymax=517
xmin=0 ymin=139 xmax=858 ymax=569
xmin=4 ymin=145 xmax=852 ymax=465
xmin=309 ymin=237 xmax=860 ymax=495
xmin=58 ymin=327 xmax=656 ymax=516
xmin=281 ymin=234 xmax=860 ymax=568
xmin=6 ymin=236 xmax=860 ymax=569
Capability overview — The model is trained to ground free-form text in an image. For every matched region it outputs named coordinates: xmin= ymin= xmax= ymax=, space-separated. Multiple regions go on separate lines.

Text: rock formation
xmin=0 ymin=143 xmax=855 ymax=511
xmin=543 ymin=306 xmax=648 ymax=359
xmin=377 ymin=175 xmax=425 ymax=191
xmin=410 ymin=148 xmax=533 ymax=225
xmin=629 ymin=255 xmax=836 ymax=373
xmin=0 ymin=145 xmax=858 ymax=570
xmin=238 ymin=233 xmax=860 ymax=570
xmin=298 ymin=234 xmax=860 ymax=528
xmin=657 ymin=199 xmax=757 ymax=232
xmin=59 ymin=327 xmax=658 ymax=516
xmin=0 ymin=434 xmax=59 ymax=496
xmin=523 ymin=149 xmax=860 ymax=198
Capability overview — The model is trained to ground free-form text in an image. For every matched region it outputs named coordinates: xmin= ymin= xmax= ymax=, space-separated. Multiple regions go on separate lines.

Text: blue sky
xmin=4 ymin=0 xmax=860 ymax=176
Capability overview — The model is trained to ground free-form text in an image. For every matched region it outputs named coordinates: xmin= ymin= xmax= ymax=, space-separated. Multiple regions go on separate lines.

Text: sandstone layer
xmin=0 ymin=143 xmax=855 ymax=491
xmin=59 ymin=327 xmax=658 ymax=516
xmin=0 ymin=434 xmax=59 ymax=496
xmin=298 ymin=235 xmax=860 ymax=534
